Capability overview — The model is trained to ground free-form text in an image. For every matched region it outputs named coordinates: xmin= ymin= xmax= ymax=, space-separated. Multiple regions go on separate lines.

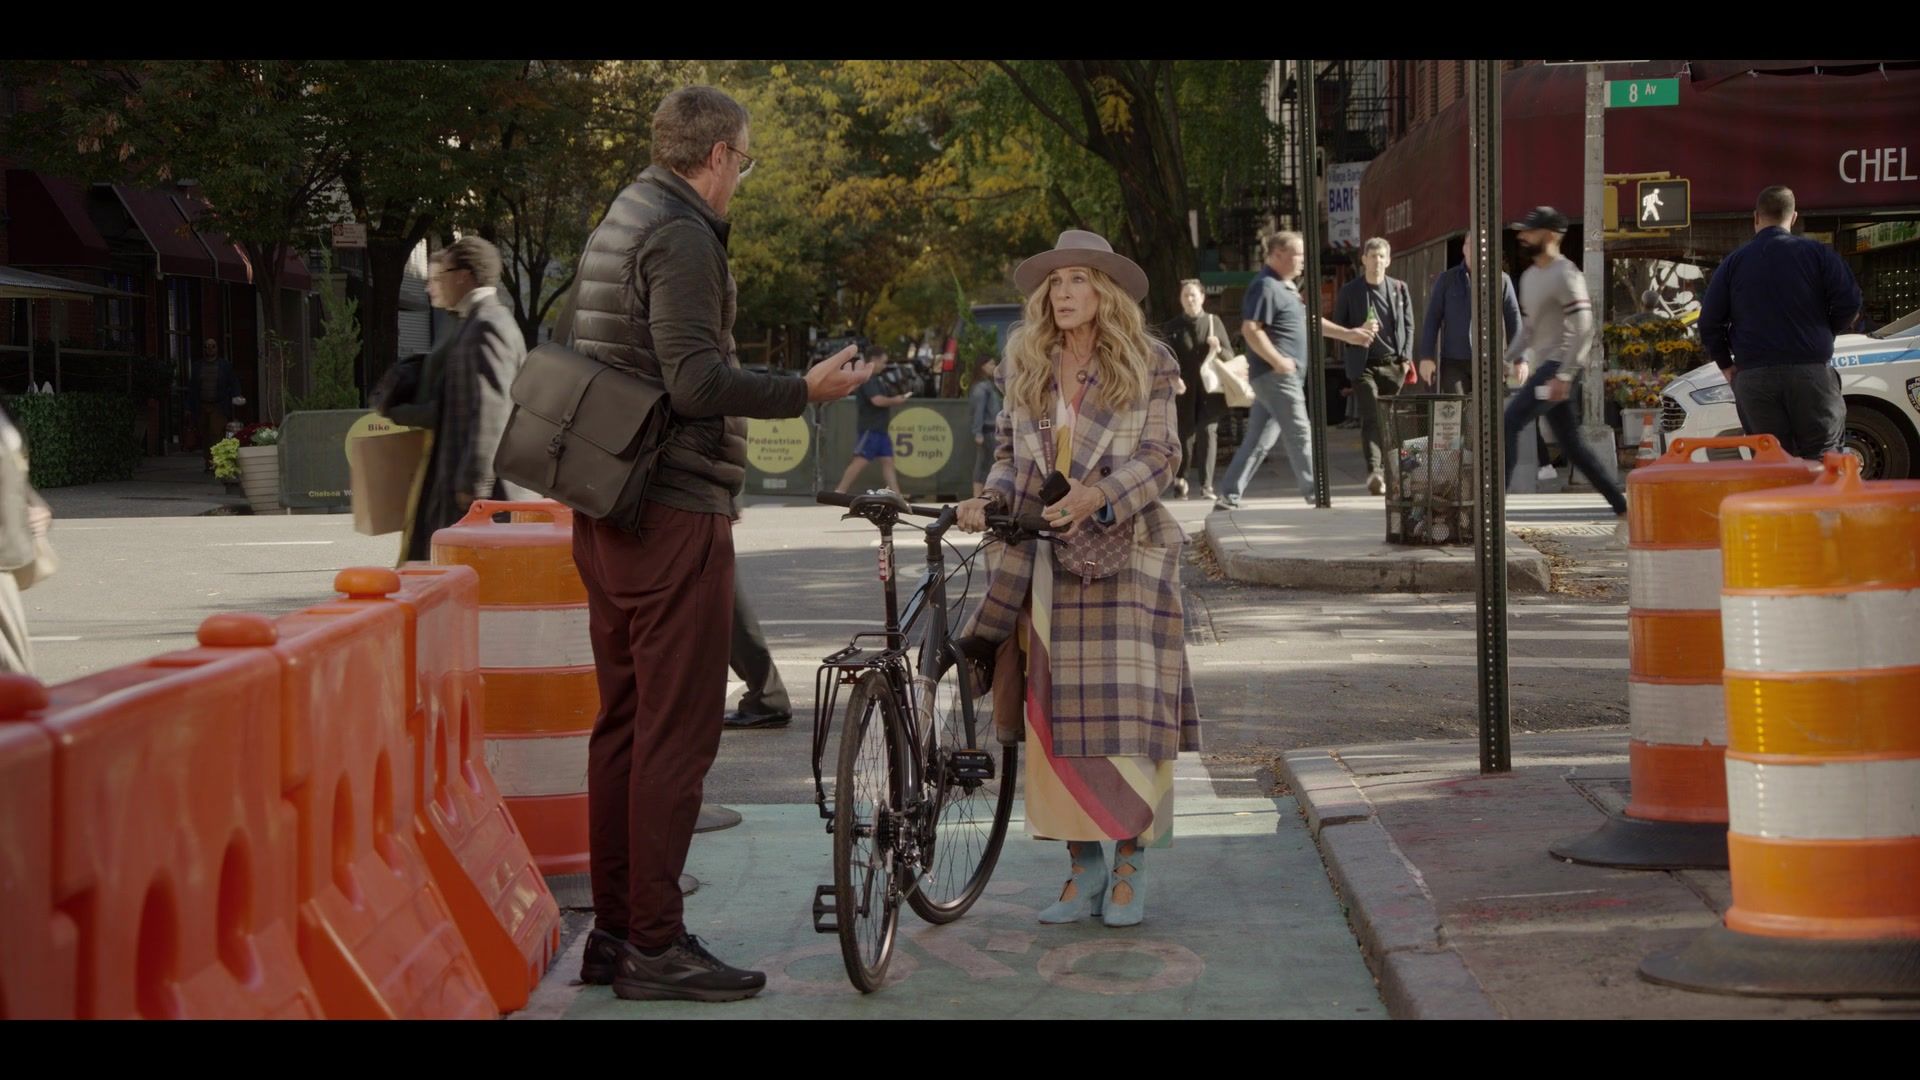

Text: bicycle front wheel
xmin=906 ymin=644 xmax=1017 ymax=924
xmin=834 ymin=671 xmax=905 ymax=993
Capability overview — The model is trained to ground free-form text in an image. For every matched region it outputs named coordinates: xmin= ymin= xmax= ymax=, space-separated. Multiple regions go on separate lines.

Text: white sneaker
xmin=1537 ymin=464 xmax=1558 ymax=481
xmin=1367 ymin=472 xmax=1386 ymax=495
xmin=1612 ymin=513 xmax=1630 ymax=545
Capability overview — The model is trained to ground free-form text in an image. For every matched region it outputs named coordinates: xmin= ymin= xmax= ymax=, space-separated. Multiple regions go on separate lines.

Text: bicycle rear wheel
xmin=833 ymin=671 xmax=905 ymax=992
xmin=906 ymin=644 xmax=1017 ymax=924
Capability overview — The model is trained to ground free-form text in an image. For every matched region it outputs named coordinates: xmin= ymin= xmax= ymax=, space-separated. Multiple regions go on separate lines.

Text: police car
xmin=1659 ymin=306 xmax=1920 ymax=478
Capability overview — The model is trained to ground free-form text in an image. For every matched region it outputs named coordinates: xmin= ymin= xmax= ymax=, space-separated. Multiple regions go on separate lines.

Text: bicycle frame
xmin=809 ymin=504 xmax=967 ymax=824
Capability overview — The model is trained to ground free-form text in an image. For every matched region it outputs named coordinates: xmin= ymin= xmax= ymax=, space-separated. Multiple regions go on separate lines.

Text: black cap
xmin=1509 ymin=206 xmax=1569 ymax=233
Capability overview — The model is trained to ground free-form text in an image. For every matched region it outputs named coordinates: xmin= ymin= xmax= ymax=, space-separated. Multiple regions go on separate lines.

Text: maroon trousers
xmin=573 ymin=501 xmax=734 ymax=949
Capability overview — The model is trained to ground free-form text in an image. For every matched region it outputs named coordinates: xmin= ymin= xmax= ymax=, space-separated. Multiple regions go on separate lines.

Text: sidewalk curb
xmin=1280 ymin=749 xmax=1503 ymax=1020
xmin=1205 ymin=513 xmax=1552 ymax=594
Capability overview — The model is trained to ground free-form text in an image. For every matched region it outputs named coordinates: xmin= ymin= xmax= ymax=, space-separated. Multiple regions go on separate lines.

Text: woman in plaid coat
xmin=956 ymin=230 xmax=1201 ymax=930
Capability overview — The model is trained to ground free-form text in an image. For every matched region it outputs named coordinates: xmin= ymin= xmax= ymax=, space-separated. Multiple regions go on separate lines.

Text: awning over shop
xmin=0 ymin=263 xmax=141 ymax=301
xmin=3 ymin=170 xmax=111 ymax=269
xmin=173 ymin=192 xmax=252 ymax=284
xmin=112 ymin=184 xmax=214 ymax=279
xmin=1360 ymin=61 xmax=1920 ymax=256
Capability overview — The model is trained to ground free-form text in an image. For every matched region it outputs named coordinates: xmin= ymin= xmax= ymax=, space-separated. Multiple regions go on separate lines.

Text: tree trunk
xmin=1000 ymin=61 xmax=1197 ymax=324
xmin=1077 ymin=62 xmax=1192 ymax=324
xmin=245 ymin=242 xmax=288 ymax=422
xmin=362 ymin=235 xmax=412 ymax=393
xmin=518 ymin=262 xmax=547 ymax=345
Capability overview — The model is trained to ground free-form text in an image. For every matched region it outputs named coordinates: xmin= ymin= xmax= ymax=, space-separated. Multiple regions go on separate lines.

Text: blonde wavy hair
xmin=1004 ymin=266 xmax=1155 ymax=419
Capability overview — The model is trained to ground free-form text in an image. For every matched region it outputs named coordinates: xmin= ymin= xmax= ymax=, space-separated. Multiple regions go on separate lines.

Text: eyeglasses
xmin=724 ymin=143 xmax=755 ymax=179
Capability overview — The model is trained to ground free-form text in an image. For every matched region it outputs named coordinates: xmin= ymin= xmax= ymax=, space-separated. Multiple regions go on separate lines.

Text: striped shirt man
xmin=1504 ymin=253 xmax=1595 ymax=381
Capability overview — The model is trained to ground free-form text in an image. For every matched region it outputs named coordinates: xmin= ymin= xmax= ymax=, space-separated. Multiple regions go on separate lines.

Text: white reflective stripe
xmin=1628 ymin=681 xmax=1727 ymax=746
xmin=1628 ymin=548 xmax=1723 ymax=611
xmin=484 ymin=734 xmax=590 ymax=798
xmin=1727 ymin=757 xmax=1920 ymax=840
xmin=478 ymin=606 xmax=595 ymax=669
xmin=1722 ymin=588 xmax=1920 ymax=673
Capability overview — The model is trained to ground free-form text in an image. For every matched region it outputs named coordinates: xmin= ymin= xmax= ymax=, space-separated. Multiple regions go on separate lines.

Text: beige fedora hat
xmin=1013 ymin=229 xmax=1150 ymax=303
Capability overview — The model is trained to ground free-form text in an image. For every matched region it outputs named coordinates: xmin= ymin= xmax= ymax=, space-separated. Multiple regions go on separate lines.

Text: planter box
xmin=238 ymin=445 xmax=282 ymax=513
xmin=278 ymin=409 xmax=370 ymax=511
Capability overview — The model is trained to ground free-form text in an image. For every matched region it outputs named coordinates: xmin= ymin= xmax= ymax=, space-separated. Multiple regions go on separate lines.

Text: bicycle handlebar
xmin=816 ymin=491 xmax=1051 ymax=538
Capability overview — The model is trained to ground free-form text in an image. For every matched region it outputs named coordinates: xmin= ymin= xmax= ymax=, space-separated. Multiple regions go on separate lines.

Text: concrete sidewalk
xmin=1205 ymin=503 xmax=1551 ymax=593
xmin=1278 ymin=730 xmax=1920 ymax=1020
xmin=40 ymin=452 xmax=249 ymax=519
xmin=516 ymin=756 xmax=1386 ymax=1020
xmin=1196 ymin=416 xmax=1650 ymax=593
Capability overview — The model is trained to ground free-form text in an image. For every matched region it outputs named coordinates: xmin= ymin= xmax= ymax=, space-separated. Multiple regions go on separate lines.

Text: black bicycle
xmin=808 ymin=489 xmax=1051 ymax=992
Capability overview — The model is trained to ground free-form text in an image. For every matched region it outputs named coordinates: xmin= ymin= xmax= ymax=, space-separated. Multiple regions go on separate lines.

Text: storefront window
xmin=96 ymin=272 xmax=136 ymax=350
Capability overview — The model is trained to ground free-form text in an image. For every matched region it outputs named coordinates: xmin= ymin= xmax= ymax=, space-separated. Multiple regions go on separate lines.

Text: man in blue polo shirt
xmin=1216 ymin=231 xmax=1376 ymax=509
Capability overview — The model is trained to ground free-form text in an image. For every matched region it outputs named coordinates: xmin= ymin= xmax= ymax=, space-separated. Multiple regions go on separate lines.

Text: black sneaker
xmin=580 ymin=928 xmax=624 ymax=985
xmin=723 ymin=708 xmax=792 ymax=730
xmin=613 ymin=933 xmax=767 ymax=1003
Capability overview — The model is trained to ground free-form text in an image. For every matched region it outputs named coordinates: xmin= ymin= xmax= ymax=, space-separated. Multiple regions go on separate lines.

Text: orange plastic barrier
xmin=0 ymin=676 xmax=76 ymax=1019
xmin=369 ymin=564 xmax=564 ymax=1012
xmin=242 ymin=579 xmax=495 ymax=1019
xmin=25 ymin=621 xmax=321 ymax=1018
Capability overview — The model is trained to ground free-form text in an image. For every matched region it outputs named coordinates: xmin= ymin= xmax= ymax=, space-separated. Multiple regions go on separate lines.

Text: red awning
xmin=3 ymin=170 xmax=111 ymax=268
xmin=172 ymin=192 xmax=252 ymax=284
xmin=1361 ymin=62 xmax=1920 ymax=254
xmin=112 ymin=184 xmax=215 ymax=279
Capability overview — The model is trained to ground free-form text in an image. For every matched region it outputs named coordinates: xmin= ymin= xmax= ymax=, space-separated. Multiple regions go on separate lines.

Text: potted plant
xmin=211 ymin=435 xmax=242 ymax=496
xmin=235 ymin=423 xmax=282 ymax=513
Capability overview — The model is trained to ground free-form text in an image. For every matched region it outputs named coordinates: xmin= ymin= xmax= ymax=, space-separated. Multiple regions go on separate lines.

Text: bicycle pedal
xmin=948 ymin=749 xmax=996 ymax=781
xmin=812 ymin=884 xmax=839 ymax=934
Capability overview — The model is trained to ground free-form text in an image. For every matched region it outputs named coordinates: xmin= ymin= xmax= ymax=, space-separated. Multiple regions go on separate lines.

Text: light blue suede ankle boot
xmin=1037 ymin=841 xmax=1106 ymax=924
xmin=1102 ymin=837 xmax=1147 ymax=927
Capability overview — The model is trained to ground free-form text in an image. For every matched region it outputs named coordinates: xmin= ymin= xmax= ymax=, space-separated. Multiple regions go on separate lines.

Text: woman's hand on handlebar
xmin=956 ymin=496 xmax=994 ymax=534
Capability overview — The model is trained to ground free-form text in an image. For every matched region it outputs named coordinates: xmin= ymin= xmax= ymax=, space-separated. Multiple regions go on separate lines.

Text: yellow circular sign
xmin=747 ymin=416 xmax=812 ymax=474
xmin=888 ymin=407 xmax=953 ymax=479
xmin=343 ymin=411 xmax=411 ymax=461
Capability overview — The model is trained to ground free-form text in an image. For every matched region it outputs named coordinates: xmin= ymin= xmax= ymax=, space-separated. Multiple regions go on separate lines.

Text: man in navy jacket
xmin=1698 ymin=186 xmax=1862 ymax=460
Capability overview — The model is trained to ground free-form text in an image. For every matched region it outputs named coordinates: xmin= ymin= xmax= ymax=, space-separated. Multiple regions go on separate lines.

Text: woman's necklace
xmin=1061 ymin=342 xmax=1095 ymax=385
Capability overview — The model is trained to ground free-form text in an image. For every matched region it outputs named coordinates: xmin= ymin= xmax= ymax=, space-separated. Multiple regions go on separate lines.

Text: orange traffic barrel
xmin=1642 ymin=454 xmax=1920 ymax=997
xmin=431 ymin=501 xmax=594 ymax=876
xmin=1553 ymin=435 xmax=1813 ymax=870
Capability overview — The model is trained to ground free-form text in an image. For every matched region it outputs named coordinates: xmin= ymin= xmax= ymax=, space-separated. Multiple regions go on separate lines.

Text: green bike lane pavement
xmin=516 ymin=757 xmax=1385 ymax=1020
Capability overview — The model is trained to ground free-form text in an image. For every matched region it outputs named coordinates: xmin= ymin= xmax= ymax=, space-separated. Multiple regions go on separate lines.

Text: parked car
xmin=1659 ymin=305 xmax=1920 ymax=478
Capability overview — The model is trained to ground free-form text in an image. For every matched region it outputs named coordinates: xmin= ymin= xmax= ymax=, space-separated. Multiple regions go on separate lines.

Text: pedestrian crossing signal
xmin=1636 ymin=179 xmax=1690 ymax=231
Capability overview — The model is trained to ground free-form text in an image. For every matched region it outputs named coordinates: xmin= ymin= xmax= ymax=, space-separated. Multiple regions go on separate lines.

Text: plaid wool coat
xmin=959 ymin=339 xmax=1202 ymax=761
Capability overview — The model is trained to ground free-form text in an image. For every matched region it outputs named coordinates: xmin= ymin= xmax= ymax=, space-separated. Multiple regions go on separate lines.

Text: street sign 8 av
xmin=1606 ymin=78 xmax=1679 ymax=108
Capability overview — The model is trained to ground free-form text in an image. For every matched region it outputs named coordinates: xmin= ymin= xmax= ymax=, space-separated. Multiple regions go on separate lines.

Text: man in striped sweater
xmin=1500 ymin=207 xmax=1628 ymax=538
